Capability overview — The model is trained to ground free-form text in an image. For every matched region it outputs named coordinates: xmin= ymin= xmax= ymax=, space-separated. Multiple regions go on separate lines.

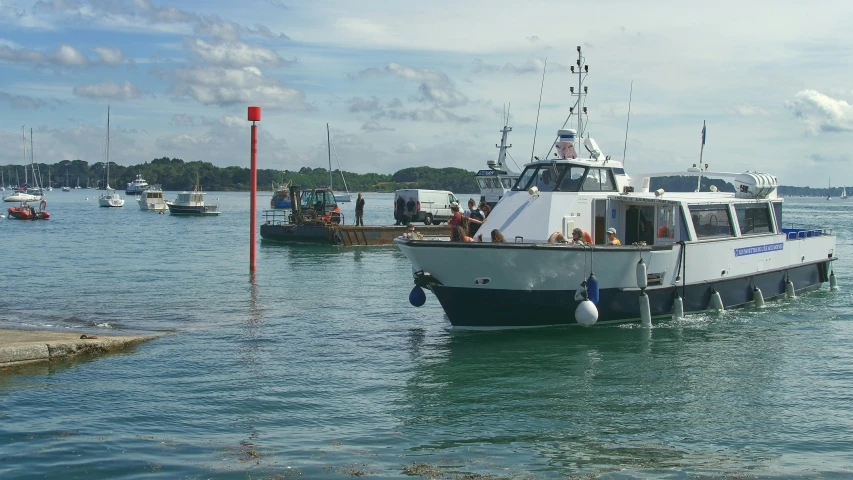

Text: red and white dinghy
xmin=8 ymin=199 xmax=50 ymax=220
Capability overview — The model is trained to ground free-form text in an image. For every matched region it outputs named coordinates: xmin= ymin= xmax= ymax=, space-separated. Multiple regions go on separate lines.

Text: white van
xmin=393 ymin=189 xmax=460 ymax=225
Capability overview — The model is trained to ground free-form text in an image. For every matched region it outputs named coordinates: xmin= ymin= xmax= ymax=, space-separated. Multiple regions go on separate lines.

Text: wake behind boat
xmin=395 ymin=47 xmax=838 ymax=329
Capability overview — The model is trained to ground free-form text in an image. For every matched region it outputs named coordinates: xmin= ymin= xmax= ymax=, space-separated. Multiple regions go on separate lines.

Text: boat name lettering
xmin=734 ymin=243 xmax=783 ymax=257
xmin=477 ymin=170 xmax=498 ymax=176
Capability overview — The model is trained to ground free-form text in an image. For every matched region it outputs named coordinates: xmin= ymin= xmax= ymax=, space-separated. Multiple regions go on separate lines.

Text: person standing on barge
xmin=355 ymin=193 xmax=365 ymax=226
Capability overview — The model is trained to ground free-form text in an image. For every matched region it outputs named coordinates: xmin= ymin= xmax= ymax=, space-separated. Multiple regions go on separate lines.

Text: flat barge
xmin=259 ymin=186 xmax=449 ymax=246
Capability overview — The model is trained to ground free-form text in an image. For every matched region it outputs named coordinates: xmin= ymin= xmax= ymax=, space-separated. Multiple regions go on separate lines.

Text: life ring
xmin=39 ymin=199 xmax=47 ymax=211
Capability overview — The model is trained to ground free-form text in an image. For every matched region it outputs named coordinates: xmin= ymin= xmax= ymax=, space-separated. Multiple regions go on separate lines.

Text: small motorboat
xmin=8 ymin=199 xmax=50 ymax=220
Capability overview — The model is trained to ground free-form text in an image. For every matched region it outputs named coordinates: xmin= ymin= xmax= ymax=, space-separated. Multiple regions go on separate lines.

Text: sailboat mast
xmin=22 ymin=127 xmax=28 ymax=186
xmin=30 ymin=128 xmax=39 ymax=189
xmin=327 ymin=123 xmax=332 ymax=190
xmin=106 ymin=106 xmax=111 ymax=190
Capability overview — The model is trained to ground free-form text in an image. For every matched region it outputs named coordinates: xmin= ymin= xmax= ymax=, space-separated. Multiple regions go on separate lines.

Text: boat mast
xmin=106 ymin=106 xmax=111 ymax=190
xmin=496 ymin=105 xmax=512 ymax=170
xmin=30 ymin=128 xmax=40 ymax=189
xmin=327 ymin=123 xmax=332 ymax=190
xmin=22 ymin=126 xmax=28 ymax=186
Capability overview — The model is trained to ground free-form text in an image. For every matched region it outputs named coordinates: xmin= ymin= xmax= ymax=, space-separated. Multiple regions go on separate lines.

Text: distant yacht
xmin=842 ymin=187 xmax=848 ymax=200
xmin=126 ymin=174 xmax=149 ymax=195
xmin=62 ymin=169 xmax=71 ymax=192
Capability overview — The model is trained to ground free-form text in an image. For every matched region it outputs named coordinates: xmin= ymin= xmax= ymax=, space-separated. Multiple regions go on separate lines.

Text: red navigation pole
xmin=248 ymin=106 xmax=261 ymax=272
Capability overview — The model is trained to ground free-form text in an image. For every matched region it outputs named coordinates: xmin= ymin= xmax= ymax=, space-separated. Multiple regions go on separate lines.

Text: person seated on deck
xmin=477 ymin=228 xmax=505 ymax=243
xmin=547 ymin=231 xmax=569 ymax=244
xmin=606 ymin=227 xmax=622 ymax=246
xmin=405 ymin=223 xmax=424 ymax=240
xmin=549 ymin=228 xmax=592 ymax=244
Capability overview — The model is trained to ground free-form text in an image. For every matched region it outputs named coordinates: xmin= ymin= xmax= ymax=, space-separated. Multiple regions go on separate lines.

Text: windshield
xmin=513 ymin=164 xmax=587 ymax=192
xmin=557 ymin=165 xmax=588 ymax=192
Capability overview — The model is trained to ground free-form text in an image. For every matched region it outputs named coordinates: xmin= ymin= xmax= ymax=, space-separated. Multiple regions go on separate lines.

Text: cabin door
xmin=594 ymin=199 xmax=607 ymax=245
xmin=625 ymin=205 xmax=655 ymax=245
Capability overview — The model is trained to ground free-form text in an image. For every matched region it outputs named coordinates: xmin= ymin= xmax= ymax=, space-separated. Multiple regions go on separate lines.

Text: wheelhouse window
xmin=477 ymin=178 xmax=487 ymax=188
xmin=512 ymin=165 xmax=566 ymax=192
xmin=557 ymin=165 xmax=588 ymax=192
xmin=501 ymin=178 xmax=513 ymax=189
xmin=656 ymin=206 xmax=676 ymax=239
xmin=689 ymin=204 xmax=734 ymax=239
xmin=735 ymin=203 xmax=773 ymax=235
xmin=581 ymin=168 xmax=617 ymax=192
xmin=512 ymin=166 xmax=538 ymax=191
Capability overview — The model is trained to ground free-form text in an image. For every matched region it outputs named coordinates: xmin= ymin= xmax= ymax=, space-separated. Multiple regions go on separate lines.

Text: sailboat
xmin=827 ymin=179 xmax=832 ymax=200
xmin=62 ymin=169 xmax=71 ymax=192
xmin=841 ymin=186 xmax=848 ymax=200
xmin=98 ymin=106 xmax=125 ymax=208
xmin=326 ymin=123 xmax=351 ymax=202
xmin=4 ymin=128 xmax=43 ymax=202
xmin=75 ymin=176 xmax=81 ymax=189
xmin=1 ymin=168 xmax=5 ymax=191
xmin=46 ymin=167 xmax=53 ymax=191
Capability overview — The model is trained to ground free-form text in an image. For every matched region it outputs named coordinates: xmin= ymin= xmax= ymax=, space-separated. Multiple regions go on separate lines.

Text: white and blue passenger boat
xmin=395 ymin=47 xmax=838 ymax=329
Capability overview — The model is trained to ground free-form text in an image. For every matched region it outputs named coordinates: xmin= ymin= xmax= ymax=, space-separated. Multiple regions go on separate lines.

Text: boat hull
xmin=168 ymin=204 xmax=220 ymax=216
xmin=7 ymin=205 xmax=49 ymax=220
xmin=397 ymin=232 xmax=837 ymax=328
xmin=261 ymin=224 xmax=450 ymax=245
xmin=426 ymin=259 xmax=829 ymax=328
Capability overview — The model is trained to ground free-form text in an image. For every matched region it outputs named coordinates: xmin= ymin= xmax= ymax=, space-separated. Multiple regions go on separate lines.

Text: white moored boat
xmin=98 ymin=106 xmax=125 ymax=208
xmin=137 ymin=185 xmax=171 ymax=211
xmin=395 ymin=47 xmax=838 ymax=329
xmin=126 ymin=174 xmax=149 ymax=195
xmin=167 ymin=184 xmax=219 ymax=216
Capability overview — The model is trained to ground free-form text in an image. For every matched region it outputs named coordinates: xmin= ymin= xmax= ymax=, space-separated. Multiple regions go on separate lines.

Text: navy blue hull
xmin=429 ymin=260 xmax=830 ymax=328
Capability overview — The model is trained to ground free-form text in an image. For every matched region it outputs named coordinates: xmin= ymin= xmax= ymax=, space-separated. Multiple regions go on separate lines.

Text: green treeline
xmin=0 ymin=158 xmax=480 ymax=193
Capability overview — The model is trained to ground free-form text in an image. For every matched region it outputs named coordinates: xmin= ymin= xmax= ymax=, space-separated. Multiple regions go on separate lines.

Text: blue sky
xmin=1 ymin=0 xmax=852 ymax=186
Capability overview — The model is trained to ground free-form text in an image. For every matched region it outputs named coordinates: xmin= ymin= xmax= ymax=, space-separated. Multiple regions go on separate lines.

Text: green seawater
xmin=1 ymin=192 xmax=852 ymax=478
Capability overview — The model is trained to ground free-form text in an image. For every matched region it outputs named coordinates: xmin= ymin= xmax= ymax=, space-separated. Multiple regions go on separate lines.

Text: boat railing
xmin=781 ymin=224 xmax=833 ymax=240
xmin=262 ymin=209 xmax=344 ymax=226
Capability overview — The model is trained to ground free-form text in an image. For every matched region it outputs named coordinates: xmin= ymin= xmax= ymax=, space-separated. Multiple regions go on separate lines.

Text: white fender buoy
xmin=639 ymin=292 xmax=652 ymax=327
xmin=830 ymin=270 xmax=838 ymax=291
xmin=753 ymin=287 xmax=765 ymax=307
xmin=785 ymin=279 xmax=796 ymax=298
xmin=575 ymin=299 xmax=598 ymax=326
xmin=636 ymin=259 xmax=648 ymax=290
xmin=671 ymin=294 xmax=684 ymax=320
xmin=711 ymin=290 xmax=725 ymax=312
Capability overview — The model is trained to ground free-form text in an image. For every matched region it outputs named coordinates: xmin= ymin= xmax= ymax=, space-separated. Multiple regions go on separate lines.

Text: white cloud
xmin=786 ymin=90 xmax=853 ymax=134
xmin=93 ymin=46 xmax=124 ymax=65
xmin=155 ymin=113 xmax=289 ymax=165
xmin=186 ymin=38 xmax=287 ymax=68
xmin=395 ymin=142 xmax=417 ymax=154
xmin=347 ymin=96 xmax=382 ymax=112
xmin=472 ymin=56 xmax=566 ymax=75
xmin=729 ymin=104 xmax=770 ymax=117
xmin=73 ymin=80 xmax=144 ymax=100
xmin=170 ymin=65 xmax=311 ymax=110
